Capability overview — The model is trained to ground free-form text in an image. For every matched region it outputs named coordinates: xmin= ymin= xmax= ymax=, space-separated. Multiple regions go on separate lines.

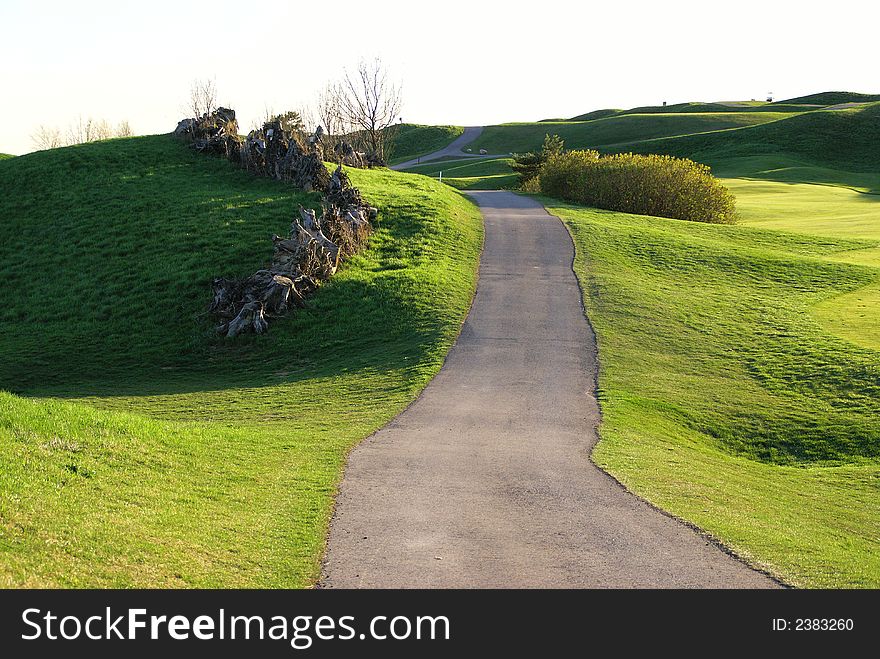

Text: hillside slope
xmin=469 ymin=112 xmax=796 ymax=155
xmin=0 ymin=135 xmax=483 ymax=586
xmin=779 ymin=91 xmax=880 ymax=105
xmin=622 ymin=103 xmax=880 ymax=171
xmin=388 ymin=124 xmax=463 ymax=165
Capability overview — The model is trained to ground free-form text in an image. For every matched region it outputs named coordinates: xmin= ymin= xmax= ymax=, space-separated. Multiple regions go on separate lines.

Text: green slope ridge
xmin=779 ymin=91 xmax=880 ymax=105
xmin=621 ymin=103 xmax=880 ymax=171
xmin=549 ymin=196 xmax=880 ymax=587
xmin=388 ymin=124 xmax=463 ymax=164
xmin=0 ymin=135 xmax=483 ymax=587
xmin=468 ymin=112 xmax=796 ymax=156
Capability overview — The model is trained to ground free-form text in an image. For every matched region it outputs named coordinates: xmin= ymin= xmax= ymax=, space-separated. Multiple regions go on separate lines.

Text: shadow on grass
xmin=0 ymin=135 xmax=472 ymax=401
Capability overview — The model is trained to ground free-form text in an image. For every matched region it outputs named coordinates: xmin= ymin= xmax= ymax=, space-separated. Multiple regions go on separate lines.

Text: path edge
xmin=314 ymin=189 xmax=487 ymax=588
xmin=536 ymin=194 xmax=791 ymax=589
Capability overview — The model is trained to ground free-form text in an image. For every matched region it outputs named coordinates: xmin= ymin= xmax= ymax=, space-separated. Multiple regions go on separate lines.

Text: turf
xmin=442 ymin=174 xmax=518 ymax=190
xmin=566 ymin=103 xmax=818 ymax=123
xmin=712 ymin=155 xmax=880 ymax=194
xmin=468 ymin=112 xmax=794 ymax=155
xmin=622 ymin=103 xmax=880 ymax=171
xmin=403 ymin=157 xmax=514 ymax=178
xmin=778 ymin=91 xmax=880 ymax=105
xmin=546 ymin=194 xmax=880 ymax=587
xmin=721 ymin=170 xmax=880 ymax=354
xmin=567 ymin=109 xmax=622 ymax=122
xmin=617 ymin=102 xmax=815 ymax=115
xmin=0 ymin=135 xmax=483 ymax=587
xmin=402 ymin=157 xmax=518 ymax=191
xmin=388 ymin=124 xmax=463 ymax=164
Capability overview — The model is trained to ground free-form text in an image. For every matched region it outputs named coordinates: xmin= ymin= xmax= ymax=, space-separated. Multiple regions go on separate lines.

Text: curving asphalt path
xmin=391 ymin=126 xmax=489 ymax=170
xmin=321 ymin=191 xmax=777 ymax=588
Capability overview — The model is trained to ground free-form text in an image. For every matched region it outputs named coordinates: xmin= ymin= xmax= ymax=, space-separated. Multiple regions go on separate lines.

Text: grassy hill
xmin=622 ymin=103 xmax=880 ymax=171
xmin=468 ymin=112 xmax=795 ymax=155
xmin=416 ymin=97 xmax=880 ymax=191
xmin=567 ymin=108 xmax=622 ymax=122
xmin=616 ymin=102 xmax=813 ymax=115
xmin=394 ymin=92 xmax=880 ymax=586
xmin=0 ymin=153 xmax=13 ymax=160
xmin=0 ymin=135 xmax=483 ymax=586
xmin=551 ymin=194 xmax=880 ymax=587
xmin=521 ymin=93 xmax=880 ymax=587
xmin=779 ymin=91 xmax=880 ymax=105
xmin=388 ymin=123 xmax=463 ymax=165
xmin=566 ymin=102 xmax=814 ymax=122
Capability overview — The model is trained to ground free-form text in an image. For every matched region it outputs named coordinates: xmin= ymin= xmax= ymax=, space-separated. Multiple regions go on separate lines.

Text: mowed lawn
xmin=468 ymin=112 xmax=797 ymax=155
xmin=388 ymin=124 xmax=463 ymax=165
xmin=544 ymin=172 xmax=880 ymax=587
xmin=403 ymin=157 xmax=518 ymax=191
xmin=0 ymin=136 xmax=483 ymax=587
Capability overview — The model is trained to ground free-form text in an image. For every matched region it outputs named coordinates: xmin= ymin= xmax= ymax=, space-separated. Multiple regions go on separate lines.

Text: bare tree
xmin=336 ymin=58 xmax=402 ymax=164
xmin=316 ymin=83 xmax=344 ymax=137
xmin=297 ymin=104 xmax=317 ymax=135
xmin=116 ymin=120 xmax=133 ymax=137
xmin=313 ymin=83 xmax=345 ymax=160
xmin=189 ymin=78 xmax=218 ymax=118
xmin=31 ymin=117 xmax=134 ymax=150
xmin=31 ymin=125 xmax=64 ymax=150
xmin=66 ymin=116 xmax=94 ymax=145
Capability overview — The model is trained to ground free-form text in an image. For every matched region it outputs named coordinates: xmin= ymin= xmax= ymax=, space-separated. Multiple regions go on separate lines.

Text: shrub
xmin=539 ymin=151 xmax=736 ymax=224
xmin=511 ymin=133 xmax=565 ymax=186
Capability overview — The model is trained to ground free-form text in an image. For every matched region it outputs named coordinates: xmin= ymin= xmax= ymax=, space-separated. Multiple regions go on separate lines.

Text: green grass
xmin=712 ymin=155 xmax=880 ymax=194
xmin=0 ymin=154 xmax=13 ymax=160
xmin=469 ymin=112 xmax=795 ymax=155
xmin=617 ymin=102 xmax=816 ymax=115
xmin=778 ymin=91 xmax=880 ymax=105
xmin=388 ymin=124 xmax=463 ymax=164
xmin=721 ymin=170 xmax=880 ymax=353
xmin=623 ymin=103 xmax=880 ymax=171
xmin=567 ymin=109 xmax=622 ymax=122
xmin=566 ymin=102 xmax=819 ymax=123
xmin=403 ymin=156 xmax=514 ymax=178
xmin=543 ymin=170 xmax=880 ymax=586
xmin=443 ymin=174 xmax=518 ymax=190
xmin=402 ymin=157 xmax=518 ymax=191
xmin=0 ymin=135 xmax=483 ymax=587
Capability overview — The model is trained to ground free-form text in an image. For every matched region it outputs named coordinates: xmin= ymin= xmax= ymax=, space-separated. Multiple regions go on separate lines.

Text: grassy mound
xmin=567 ymin=109 xmax=622 ymax=122
xmin=617 ymin=102 xmax=813 ymax=115
xmin=0 ymin=135 xmax=483 ymax=586
xmin=623 ymin=103 xmax=880 ymax=171
xmin=0 ymin=153 xmax=14 ymax=160
xmin=548 ymin=194 xmax=880 ymax=587
xmin=389 ymin=124 xmax=463 ymax=164
xmin=779 ymin=91 xmax=880 ymax=105
xmin=401 ymin=157 xmax=517 ymax=191
xmin=468 ymin=112 xmax=793 ymax=155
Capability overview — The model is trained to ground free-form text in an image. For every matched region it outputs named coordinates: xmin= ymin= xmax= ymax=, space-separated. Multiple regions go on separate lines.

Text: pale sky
xmin=2 ymin=0 xmax=878 ymax=155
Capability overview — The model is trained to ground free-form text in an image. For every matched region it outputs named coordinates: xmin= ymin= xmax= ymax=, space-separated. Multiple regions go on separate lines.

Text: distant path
xmin=391 ymin=126 xmax=486 ymax=170
xmin=321 ymin=191 xmax=777 ymax=588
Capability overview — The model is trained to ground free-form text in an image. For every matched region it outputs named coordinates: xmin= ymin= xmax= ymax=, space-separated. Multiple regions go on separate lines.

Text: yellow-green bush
xmin=539 ymin=151 xmax=736 ymax=224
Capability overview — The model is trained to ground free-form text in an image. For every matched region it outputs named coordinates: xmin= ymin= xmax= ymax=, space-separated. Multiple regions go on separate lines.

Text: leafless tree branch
xmin=335 ymin=58 xmax=402 ymax=164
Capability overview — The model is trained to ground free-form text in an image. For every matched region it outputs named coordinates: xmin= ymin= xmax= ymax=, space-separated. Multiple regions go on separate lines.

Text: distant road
xmin=321 ymin=191 xmax=779 ymax=588
xmin=391 ymin=126 xmax=486 ymax=170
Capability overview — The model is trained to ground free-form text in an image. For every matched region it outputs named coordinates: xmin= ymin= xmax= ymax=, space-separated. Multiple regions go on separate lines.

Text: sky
xmin=1 ymin=0 xmax=878 ymax=154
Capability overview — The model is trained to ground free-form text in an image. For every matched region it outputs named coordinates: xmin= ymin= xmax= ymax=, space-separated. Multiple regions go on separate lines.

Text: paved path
xmin=321 ymin=191 xmax=777 ymax=588
xmin=391 ymin=126 xmax=491 ymax=170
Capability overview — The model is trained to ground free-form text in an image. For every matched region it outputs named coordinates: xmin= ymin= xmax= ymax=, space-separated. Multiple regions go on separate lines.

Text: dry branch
xmin=178 ymin=108 xmax=378 ymax=337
